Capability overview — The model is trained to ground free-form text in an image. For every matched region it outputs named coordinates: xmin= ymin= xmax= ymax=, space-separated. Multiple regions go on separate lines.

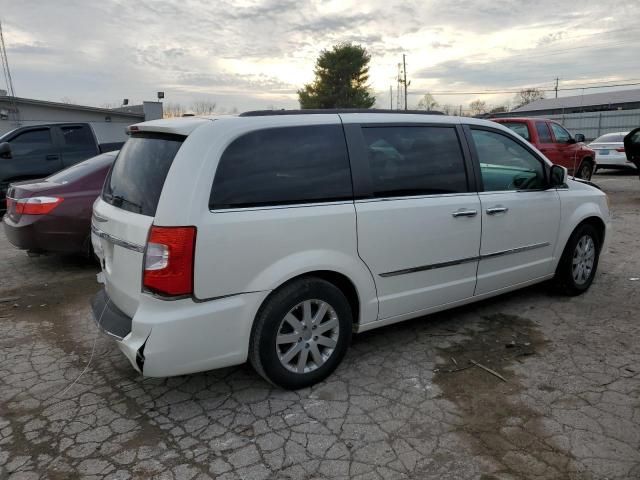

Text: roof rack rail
xmin=239 ymin=108 xmax=445 ymax=117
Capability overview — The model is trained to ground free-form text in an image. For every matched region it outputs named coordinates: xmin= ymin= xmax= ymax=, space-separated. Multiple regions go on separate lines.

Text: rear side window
xmin=211 ymin=125 xmax=352 ymax=209
xmin=500 ymin=122 xmax=530 ymax=141
xmin=535 ymin=122 xmax=552 ymax=143
xmin=103 ymin=133 xmax=184 ymax=216
xmin=61 ymin=126 xmax=94 ymax=148
xmin=361 ymin=126 xmax=468 ymax=197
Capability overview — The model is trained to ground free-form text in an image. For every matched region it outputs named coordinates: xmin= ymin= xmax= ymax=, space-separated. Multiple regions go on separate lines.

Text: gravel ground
xmin=1 ymin=171 xmax=639 ymax=480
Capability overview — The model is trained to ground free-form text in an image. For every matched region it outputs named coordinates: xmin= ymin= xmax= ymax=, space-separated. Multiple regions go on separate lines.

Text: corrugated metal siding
xmin=547 ymin=109 xmax=640 ymax=140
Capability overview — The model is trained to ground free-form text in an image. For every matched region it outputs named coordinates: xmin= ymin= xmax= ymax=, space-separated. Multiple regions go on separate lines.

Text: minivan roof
xmin=128 ymin=110 xmax=515 ymax=136
xmin=239 ymin=109 xmax=445 ymax=116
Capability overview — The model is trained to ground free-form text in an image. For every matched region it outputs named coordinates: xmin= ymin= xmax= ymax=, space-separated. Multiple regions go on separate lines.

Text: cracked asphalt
xmin=1 ymin=171 xmax=639 ymax=480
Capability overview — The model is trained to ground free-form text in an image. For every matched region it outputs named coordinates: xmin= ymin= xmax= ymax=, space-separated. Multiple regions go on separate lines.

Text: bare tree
xmin=469 ymin=99 xmax=488 ymax=115
xmin=440 ymin=104 xmax=454 ymax=115
xmin=191 ymin=100 xmax=217 ymax=115
xmin=416 ymin=93 xmax=439 ymax=110
xmin=60 ymin=96 xmax=76 ymax=104
xmin=163 ymin=102 xmax=187 ymax=118
xmin=514 ymin=88 xmax=545 ymax=108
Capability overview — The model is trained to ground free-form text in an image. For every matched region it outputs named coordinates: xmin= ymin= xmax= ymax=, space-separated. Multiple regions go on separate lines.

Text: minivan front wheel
xmin=554 ymin=223 xmax=601 ymax=295
xmin=249 ymin=278 xmax=352 ymax=389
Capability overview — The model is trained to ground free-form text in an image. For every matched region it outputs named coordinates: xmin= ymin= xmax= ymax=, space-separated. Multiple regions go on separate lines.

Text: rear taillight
xmin=143 ymin=226 xmax=196 ymax=297
xmin=12 ymin=196 xmax=63 ymax=215
xmin=615 ymin=147 xmax=625 ymax=153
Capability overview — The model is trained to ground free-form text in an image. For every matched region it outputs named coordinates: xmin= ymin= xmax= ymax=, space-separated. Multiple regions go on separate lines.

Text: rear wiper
xmin=110 ymin=194 xmax=142 ymax=213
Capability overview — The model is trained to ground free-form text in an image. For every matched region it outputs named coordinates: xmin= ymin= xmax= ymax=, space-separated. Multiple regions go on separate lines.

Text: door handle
xmin=45 ymin=154 xmax=59 ymax=161
xmin=486 ymin=207 xmax=509 ymax=215
xmin=452 ymin=209 xmax=478 ymax=218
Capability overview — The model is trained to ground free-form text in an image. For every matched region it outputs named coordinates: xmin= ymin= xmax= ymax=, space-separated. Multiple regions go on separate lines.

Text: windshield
xmin=0 ymin=128 xmax=19 ymax=142
xmin=102 ymin=133 xmax=184 ymax=216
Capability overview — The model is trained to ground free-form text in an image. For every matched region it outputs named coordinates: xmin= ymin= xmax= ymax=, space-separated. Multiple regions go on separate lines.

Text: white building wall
xmin=0 ymin=100 xmax=144 ymax=137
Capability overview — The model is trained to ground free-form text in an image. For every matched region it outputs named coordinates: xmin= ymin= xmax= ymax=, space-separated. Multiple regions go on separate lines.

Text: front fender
xmin=553 ymin=195 xmax=609 ymax=269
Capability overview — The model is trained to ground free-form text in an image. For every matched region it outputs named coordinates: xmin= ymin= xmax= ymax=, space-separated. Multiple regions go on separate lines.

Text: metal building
xmin=0 ymin=94 xmax=163 ymax=137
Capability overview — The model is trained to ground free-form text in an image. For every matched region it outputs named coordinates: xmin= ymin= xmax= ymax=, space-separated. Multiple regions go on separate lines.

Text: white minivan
xmin=91 ymin=111 xmax=610 ymax=389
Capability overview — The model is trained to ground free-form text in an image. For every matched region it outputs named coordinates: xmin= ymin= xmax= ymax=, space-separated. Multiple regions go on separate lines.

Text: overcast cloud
xmin=2 ymin=0 xmax=639 ymax=112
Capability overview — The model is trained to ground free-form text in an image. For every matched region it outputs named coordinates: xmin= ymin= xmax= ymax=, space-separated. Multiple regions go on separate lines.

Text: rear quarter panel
xmin=153 ymin=117 xmax=379 ymax=325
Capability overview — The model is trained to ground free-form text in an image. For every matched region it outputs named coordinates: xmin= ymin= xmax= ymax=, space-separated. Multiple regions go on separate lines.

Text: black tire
xmin=576 ymin=160 xmax=594 ymax=181
xmin=249 ymin=277 xmax=353 ymax=389
xmin=554 ymin=223 xmax=601 ymax=296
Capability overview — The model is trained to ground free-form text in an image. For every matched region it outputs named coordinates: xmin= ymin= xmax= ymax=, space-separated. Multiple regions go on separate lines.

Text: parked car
xmin=587 ymin=132 xmax=635 ymax=171
xmin=624 ymin=127 xmax=640 ymax=177
xmin=90 ymin=112 xmax=609 ymax=389
xmin=491 ymin=117 xmax=596 ymax=180
xmin=3 ymin=151 xmax=117 ymax=256
xmin=0 ymin=123 xmax=124 ymax=209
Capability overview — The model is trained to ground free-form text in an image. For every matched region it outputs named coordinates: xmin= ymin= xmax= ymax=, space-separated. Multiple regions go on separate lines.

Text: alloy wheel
xmin=275 ymin=299 xmax=340 ymax=374
xmin=572 ymin=234 xmax=595 ymax=285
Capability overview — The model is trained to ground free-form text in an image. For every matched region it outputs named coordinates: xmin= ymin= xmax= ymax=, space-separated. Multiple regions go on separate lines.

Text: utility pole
xmin=403 ymin=54 xmax=408 ymax=111
xmin=396 ymin=63 xmax=402 ymax=110
xmin=0 ymin=20 xmax=19 ymax=125
xmin=389 ymin=85 xmax=393 ymax=110
xmin=554 ymin=77 xmax=559 ymax=99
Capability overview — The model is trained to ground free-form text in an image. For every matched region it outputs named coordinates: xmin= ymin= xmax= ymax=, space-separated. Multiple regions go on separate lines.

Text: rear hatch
xmin=92 ymin=132 xmax=185 ymax=317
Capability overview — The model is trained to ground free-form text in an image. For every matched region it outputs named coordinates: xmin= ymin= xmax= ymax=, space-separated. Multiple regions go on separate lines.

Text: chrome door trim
xmin=482 ymin=241 xmax=550 ymax=259
xmin=379 ymin=242 xmax=550 ymax=277
xmin=91 ymin=224 xmax=145 ymax=253
xmin=380 ymin=255 xmax=480 ymax=277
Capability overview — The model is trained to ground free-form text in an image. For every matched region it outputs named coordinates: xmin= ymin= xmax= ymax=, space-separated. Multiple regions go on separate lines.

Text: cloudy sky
xmin=2 ymin=0 xmax=639 ymax=113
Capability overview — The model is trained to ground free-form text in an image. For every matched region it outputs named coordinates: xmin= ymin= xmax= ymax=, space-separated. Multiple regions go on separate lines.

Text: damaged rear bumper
xmin=91 ymin=289 xmax=147 ymax=373
xmin=91 ymin=287 xmax=270 ymax=377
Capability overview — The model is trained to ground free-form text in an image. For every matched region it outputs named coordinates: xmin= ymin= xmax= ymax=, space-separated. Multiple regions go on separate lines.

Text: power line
xmin=412 ymin=80 xmax=640 ymax=96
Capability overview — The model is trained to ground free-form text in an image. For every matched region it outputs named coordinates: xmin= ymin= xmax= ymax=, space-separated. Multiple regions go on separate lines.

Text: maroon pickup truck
xmin=492 ymin=117 xmax=595 ymax=180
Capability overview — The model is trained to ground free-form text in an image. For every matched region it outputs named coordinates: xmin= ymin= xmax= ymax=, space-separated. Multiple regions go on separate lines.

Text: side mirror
xmin=624 ymin=128 xmax=640 ymax=169
xmin=549 ymin=164 xmax=568 ymax=187
xmin=0 ymin=142 xmax=11 ymax=159
xmin=574 ymin=133 xmax=585 ymax=143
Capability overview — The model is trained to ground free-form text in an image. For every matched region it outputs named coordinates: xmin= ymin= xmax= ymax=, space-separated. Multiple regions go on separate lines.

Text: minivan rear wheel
xmin=249 ymin=277 xmax=352 ymax=389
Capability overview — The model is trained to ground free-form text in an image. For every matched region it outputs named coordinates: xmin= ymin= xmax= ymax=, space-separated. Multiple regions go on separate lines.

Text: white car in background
xmin=589 ymin=132 xmax=636 ymax=171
